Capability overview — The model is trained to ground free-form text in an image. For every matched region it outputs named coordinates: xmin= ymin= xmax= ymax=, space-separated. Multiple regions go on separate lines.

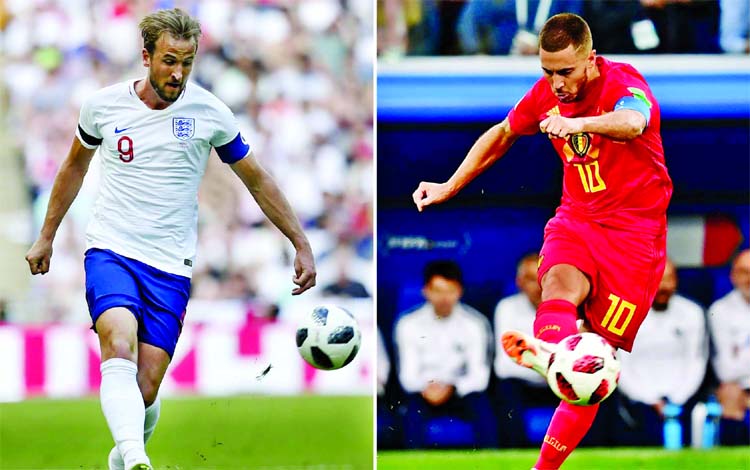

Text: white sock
xmin=110 ymin=396 xmax=161 ymax=469
xmin=144 ymin=395 xmax=161 ymax=443
xmin=100 ymin=358 xmax=148 ymax=465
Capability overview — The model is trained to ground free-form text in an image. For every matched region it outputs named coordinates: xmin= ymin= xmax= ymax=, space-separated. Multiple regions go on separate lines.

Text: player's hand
xmin=292 ymin=246 xmax=316 ymax=295
xmin=412 ymin=181 xmax=454 ymax=212
xmin=652 ymin=399 xmax=667 ymax=418
xmin=421 ymin=382 xmax=455 ymax=406
xmin=539 ymin=115 xmax=584 ymax=139
xmin=25 ymin=238 xmax=53 ymax=275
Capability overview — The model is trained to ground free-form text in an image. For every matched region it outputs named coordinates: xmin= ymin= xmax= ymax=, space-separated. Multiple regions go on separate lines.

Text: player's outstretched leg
xmin=109 ymin=396 xmax=161 ymax=470
xmin=534 ymin=401 xmax=599 ymax=470
xmin=503 ymin=298 xmax=590 ymax=470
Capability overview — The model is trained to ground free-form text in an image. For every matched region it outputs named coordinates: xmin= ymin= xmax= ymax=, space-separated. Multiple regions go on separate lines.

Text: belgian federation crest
xmin=173 ymin=117 xmax=195 ymax=140
xmin=570 ymin=132 xmax=591 ymax=158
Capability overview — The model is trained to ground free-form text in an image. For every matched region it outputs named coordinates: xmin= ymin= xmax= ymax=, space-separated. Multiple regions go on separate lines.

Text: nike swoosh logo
xmin=114 ymin=127 xmax=132 ymax=134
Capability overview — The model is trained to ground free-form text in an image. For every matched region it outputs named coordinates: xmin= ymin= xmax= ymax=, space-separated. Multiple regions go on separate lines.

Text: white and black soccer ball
xmin=546 ymin=333 xmax=620 ymax=406
xmin=296 ymin=305 xmax=362 ymax=370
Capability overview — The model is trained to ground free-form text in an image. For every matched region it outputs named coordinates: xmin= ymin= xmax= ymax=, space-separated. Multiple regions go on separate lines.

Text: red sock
xmin=533 ymin=299 xmax=578 ymax=343
xmin=535 ymin=401 xmax=599 ymax=470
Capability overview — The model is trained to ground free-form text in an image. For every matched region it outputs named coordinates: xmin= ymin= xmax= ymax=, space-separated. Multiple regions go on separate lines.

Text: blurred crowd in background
xmin=378 ymin=0 xmax=749 ymax=57
xmin=378 ymin=252 xmax=750 ymax=449
xmin=2 ymin=0 xmax=373 ymax=324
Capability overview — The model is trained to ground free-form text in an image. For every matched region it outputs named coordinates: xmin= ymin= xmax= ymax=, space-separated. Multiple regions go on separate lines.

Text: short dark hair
xmin=539 ymin=13 xmax=592 ymax=55
xmin=516 ymin=252 xmax=540 ymax=277
xmin=424 ymin=260 xmax=463 ymax=286
xmin=139 ymin=8 xmax=202 ymax=55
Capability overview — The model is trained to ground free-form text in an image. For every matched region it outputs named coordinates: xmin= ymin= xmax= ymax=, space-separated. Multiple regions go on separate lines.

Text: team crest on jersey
xmin=173 ymin=118 xmax=195 ymax=140
xmin=569 ymin=132 xmax=591 ymax=158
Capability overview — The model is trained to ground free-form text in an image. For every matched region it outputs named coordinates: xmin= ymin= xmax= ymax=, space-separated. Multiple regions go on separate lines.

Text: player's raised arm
xmin=230 ymin=154 xmax=316 ymax=295
xmin=413 ymin=117 xmax=521 ymax=212
xmin=26 ymin=137 xmax=96 ymax=275
xmin=540 ymin=108 xmax=647 ymax=141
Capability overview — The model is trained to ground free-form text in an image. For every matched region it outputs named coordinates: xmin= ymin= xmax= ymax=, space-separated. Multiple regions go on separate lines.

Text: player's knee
xmin=541 ymin=266 xmax=590 ymax=304
xmin=102 ymin=337 xmax=138 ymax=361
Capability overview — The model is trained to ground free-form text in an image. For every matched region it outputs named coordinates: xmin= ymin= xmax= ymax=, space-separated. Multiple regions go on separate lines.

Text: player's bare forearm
xmin=39 ymin=138 xmax=95 ymax=241
xmin=580 ymin=109 xmax=646 ymax=140
xmin=542 ymin=109 xmax=646 ymax=141
xmin=231 ymin=155 xmax=309 ymax=250
xmin=26 ymin=137 xmax=94 ymax=274
xmin=231 ymin=155 xmax=316 ymax=294
xmin=413 ymin=118 xmax=518 ymax=211
xmin=447 ymin=118 xmax=519 ymax=193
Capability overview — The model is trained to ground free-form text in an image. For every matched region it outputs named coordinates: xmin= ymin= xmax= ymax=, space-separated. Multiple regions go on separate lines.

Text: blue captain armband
xmin=614 ymin=95 xmax=651 ymax=127
xmin=215 ymin=132 xmax=250 ymax=164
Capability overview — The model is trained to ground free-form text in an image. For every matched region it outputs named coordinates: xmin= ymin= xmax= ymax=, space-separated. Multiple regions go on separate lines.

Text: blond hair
xmin=139 ymin=8 xmax=202 ymax=55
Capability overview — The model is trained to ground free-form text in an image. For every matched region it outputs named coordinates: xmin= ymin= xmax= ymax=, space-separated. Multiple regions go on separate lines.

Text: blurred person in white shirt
xmin=394 ymin=260 xmax=497 ymax=448
xmin=377 ymin=327 xmax=403 ymax=448
xmin=708 ymin=248 xmax=750 ymax=445
xmin=617 ymin=259 xmax=708 ymax=446
xmin=494 ymin=253 xmax=559 ymax=447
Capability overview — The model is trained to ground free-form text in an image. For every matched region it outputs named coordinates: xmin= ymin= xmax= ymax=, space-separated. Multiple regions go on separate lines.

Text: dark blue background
xmin=377 ymin=68 xmax=750 ymax=337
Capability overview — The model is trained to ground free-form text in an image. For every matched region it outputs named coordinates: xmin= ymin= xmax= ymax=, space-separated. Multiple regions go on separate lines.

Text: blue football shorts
xmin=84 ymin=248 xmax=191 ymax=357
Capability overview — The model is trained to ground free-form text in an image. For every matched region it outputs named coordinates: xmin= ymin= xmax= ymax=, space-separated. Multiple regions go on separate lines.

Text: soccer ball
xmin=546 ymin=333 xmax=620 ymax=406
xmin=295 ymin=305 xmax=362 ymax=370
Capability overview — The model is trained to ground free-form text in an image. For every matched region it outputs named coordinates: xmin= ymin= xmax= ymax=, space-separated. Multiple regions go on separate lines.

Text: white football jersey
xmin=76 ymin=79 xmax=250 ymax=277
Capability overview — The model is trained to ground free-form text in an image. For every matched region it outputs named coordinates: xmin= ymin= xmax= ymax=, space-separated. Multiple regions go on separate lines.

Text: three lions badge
xmin=173 ymin=117 xmax=195 ymax=140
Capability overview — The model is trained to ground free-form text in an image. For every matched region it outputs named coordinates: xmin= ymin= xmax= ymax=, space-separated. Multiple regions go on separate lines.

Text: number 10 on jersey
xmin=573 ymin=161 xmax=606 ymax=193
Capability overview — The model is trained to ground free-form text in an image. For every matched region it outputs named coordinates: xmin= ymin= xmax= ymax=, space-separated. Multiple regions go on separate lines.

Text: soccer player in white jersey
xmin=24 ymin=9 xmax=316 ymax=470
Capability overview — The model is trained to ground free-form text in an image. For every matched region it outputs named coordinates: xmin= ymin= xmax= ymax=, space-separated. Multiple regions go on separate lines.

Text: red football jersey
xmin=508 ymin=56 xmax=672 ymax=234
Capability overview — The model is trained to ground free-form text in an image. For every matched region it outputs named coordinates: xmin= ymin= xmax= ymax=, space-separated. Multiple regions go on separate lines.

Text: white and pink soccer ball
xmin=546 ymin=333 xmax=621 ymax=406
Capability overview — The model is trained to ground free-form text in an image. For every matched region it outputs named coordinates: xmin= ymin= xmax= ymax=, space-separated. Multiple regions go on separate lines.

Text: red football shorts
xmin=537 ymin=213 xmax=667 ymax=352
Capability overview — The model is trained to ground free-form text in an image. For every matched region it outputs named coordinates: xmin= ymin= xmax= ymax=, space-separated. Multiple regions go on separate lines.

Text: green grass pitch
xmin=0 ymin=395 xmax=372 ymax=469
xmin=377 ymin=448 xmax=750 ymax=469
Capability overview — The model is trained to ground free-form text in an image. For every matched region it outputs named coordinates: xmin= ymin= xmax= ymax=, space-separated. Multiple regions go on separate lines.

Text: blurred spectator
xmin=5 ymin=0 xmax=372 ymax=323
xmin=458 ymin=0 xmax=582 ymax=55
xmin=708 ymin=249 xmax=750 ymax=445
xmin=322 ymin=243 xmax=370 ymax=298
xmin=617 ymin=259 xmax=708 ymax=446
xmin=377 ymin=327 xmax=403 ymax=448
xmin=719 ymin=0 xmax=750 ymax=53
xmin=493 ymin=253 xmax=559 ymax=447
xmin=378 ymin=0 xmax=725 ymax=56
xmin=378 ymin=328 xmax=391 ymax=397
xmin=394 ymin=260 xmax=497 ymax=448
xmin=377 ymin=0 xmax=410 ymax=57
xmin=378 ymin=0 xmax=465 ymax=56
xmin=641 ymin=0 xmax=720 ymax=53
xmin=583 ymin=1 xmax=652 ymax=53
xmin=0 ymin=299 xmax=8 ymax=323
xmin=433 ymin=0 xmax=466 ymax=55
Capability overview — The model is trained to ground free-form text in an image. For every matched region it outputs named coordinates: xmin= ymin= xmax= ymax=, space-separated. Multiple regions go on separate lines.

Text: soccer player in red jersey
xmin=412 ymin=13 xmax=672 ymax=469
